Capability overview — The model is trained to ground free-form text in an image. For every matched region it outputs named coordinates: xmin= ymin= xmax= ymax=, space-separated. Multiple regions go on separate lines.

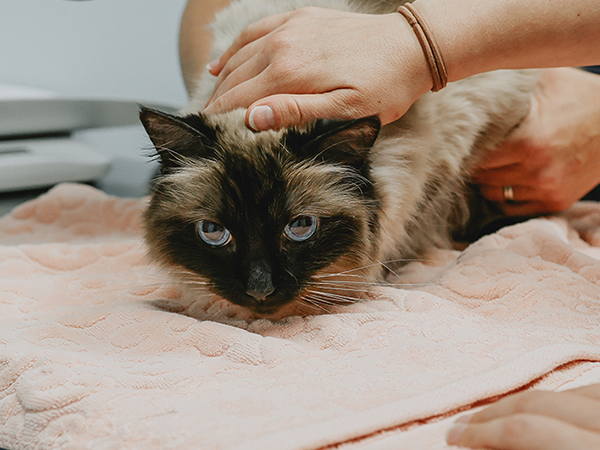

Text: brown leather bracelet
xmin=397 ymin=3 xmax=448 ymax=92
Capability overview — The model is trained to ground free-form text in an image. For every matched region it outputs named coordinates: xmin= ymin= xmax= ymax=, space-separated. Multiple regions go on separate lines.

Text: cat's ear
xmin=139 ymin=107 xmax=215 ymax=172
xmin=292 ymin=117 xmax=381 ymax=170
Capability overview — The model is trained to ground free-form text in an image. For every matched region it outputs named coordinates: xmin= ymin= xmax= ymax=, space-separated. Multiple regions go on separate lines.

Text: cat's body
xmin=141 ymin=0 xmax=538 ymax=319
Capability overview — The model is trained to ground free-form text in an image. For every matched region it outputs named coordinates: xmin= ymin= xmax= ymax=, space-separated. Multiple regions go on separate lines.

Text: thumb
xmin=245 ymin=91 xmax=360 ymax=131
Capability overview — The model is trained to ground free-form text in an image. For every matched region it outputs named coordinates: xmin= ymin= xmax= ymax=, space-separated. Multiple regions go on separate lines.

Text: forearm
xmin=192 ymin=0 xmax=600 ymax=130
xmin=179 ymin=0 xmax=234 ymax=95
xmin=414 ymin=0 xmax=600 ymax=82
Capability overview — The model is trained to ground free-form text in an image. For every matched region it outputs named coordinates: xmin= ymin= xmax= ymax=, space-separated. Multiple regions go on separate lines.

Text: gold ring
xmin=503 ymin=185 xmax=515 ymax=202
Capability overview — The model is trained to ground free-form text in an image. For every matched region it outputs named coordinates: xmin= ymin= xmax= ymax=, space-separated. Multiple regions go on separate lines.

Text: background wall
xmin=0 ymin=0 xmax=191 ymax=201
xmin=1 ymin=0 xmax=189 ymax=106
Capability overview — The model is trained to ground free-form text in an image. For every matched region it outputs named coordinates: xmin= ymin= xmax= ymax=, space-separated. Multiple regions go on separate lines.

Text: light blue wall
xmin=0 ymin=0 xmax=193 ymax=200
xmin=1 ymin=0 xmax=189 ymax=108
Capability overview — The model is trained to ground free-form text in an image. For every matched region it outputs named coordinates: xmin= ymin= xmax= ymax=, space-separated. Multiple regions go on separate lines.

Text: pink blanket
xmin=2 ymin=183 xmax=600 ymax=449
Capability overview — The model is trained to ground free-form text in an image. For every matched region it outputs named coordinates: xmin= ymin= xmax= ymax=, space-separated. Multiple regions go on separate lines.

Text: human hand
xmin=472 ymin=68 xmax=600 ymax=217
xmin=203 ymin=7 xmax=432 ymax=130
xmin=446 ymin=383 xmax=600 ymax=449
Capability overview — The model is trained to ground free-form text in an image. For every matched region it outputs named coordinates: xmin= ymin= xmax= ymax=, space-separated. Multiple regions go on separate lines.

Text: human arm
xmin=200 ymin=0 xmax=600 ymax=130
xmin=446 ymin=383 xmax=600 ymax=449
xmin=179 ymin=0 xmax=234 ymax=95
xmin=472 ymin=67 xmax=600 ymax=216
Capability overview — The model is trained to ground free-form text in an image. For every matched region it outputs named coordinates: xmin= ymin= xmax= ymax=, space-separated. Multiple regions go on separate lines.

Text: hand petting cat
xmin=473 ymin=68 xmax=600 ymax=217
xmin=202 ymin=7 xmax=432 ymax=131
xmin=197 ymin=0 xmax=600 ymax=134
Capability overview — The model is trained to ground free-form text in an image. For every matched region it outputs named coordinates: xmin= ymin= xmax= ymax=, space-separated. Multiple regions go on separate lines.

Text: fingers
xmin=477 ymin=142 xmax=527 ymax=170
xmin=477 ymin=183 xmax=566 ymax=216
xmin=476 ymin=176 xmax=549 ymax=215
xmin=473 ymin=163 xmax=574 ymax=215
xmin=208 ymin=11 xmax=293 ymax=76
xmin=472 ymin=165 xmax=525 ymax=187
xmin=447 ymin=388 xmax=600 ymax=449
xmin=207 ymin=86 xmax=384 ymax=131
xmin=245 ymin=90 xmax=362 ymax=131
xmin=477 ymin=180 xmax=574 ymax=215
xmin=468 ymin=390 xmax=600 ymax=431
xmin=568 ymin=383 xmax=600 ymax=402
xmin=204 ymin=74 xmax=360 ymax=131
xmin=205 ymin=58 xmax=372 ymax=130
xmin=206 ymin=39 xmax=269 ymax=106
xmin=448 ymin=414 xmax=600 ymax=450
xmin=478 ymin=184 xmax=546 ymax=205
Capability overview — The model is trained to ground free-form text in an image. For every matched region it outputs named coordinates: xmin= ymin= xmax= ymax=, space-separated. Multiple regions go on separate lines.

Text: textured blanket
xmin=1 ymin=183 xmax=600 ymax=450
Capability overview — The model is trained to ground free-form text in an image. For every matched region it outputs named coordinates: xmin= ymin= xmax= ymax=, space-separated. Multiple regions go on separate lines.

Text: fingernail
xmin=206 ymin=59 xmax=219 ymax=75
xmin=445 ymin=423 xmax=467 ymax=445
xmin=248 ymin=105 xmax=275 ymax=131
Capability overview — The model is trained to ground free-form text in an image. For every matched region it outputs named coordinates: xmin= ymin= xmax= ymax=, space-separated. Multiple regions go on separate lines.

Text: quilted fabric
xmin=1 ymin=183 xmax=600 ymax=450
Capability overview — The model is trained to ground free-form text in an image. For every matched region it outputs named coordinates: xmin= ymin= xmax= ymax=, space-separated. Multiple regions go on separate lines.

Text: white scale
xmin=0 ymin=85 xmax=174 ymax=192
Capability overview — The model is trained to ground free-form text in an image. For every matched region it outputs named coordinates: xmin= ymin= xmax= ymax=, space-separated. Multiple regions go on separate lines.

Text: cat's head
xmin=140 ymin=107 xmax=381 ymax=318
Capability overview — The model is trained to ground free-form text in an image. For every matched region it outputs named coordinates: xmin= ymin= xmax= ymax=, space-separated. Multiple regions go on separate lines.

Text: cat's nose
xmin=246 ymin=286 xmax=275 ymax=302
xmin=246 ymin=260 xmax=275 ymax=302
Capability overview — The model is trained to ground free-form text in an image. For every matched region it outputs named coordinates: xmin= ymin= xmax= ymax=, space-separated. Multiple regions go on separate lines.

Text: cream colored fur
xmin=181 ymin=0 xmax=537 ymax=281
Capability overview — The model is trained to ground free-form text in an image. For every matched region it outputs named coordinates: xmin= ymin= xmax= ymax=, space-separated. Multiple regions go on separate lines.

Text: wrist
xmin=384 ymin=11 xmax=435 ymax=116
xmin=408 ymin=0 xmax=493 ymax=82
xmin=397 ymin=3 xmax=448 ymax=92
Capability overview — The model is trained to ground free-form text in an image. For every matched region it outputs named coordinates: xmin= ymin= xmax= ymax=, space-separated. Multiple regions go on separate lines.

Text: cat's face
xmin=140 ymin=108 xmax=381 ymax=317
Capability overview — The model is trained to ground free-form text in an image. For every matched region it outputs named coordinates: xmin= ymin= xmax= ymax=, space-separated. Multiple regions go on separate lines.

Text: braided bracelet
xmin=397 ymin=3 xmax=448 ymax=92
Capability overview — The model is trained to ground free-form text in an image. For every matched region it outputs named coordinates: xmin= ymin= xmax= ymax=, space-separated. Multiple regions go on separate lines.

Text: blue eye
xmin=284 ymin=215 xmax=318 ymax=241
xmin=197 ymin=220 xmax=232 ymax=247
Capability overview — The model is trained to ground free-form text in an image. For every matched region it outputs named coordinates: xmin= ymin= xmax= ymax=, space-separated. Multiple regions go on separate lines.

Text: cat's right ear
xmin=286 ymin=116 xmax=381 ymax=172
xmin=139 ymin=107 xmax=214 ymax=172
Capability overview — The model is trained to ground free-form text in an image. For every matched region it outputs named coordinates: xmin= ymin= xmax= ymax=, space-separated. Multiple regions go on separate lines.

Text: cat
xmin=140 ymin=0 xmax=538 ymax=320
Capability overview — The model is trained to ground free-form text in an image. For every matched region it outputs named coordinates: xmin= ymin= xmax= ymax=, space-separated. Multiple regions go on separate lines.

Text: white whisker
xmin=299 ymin=295 xmax=333 ymax=313
xmin=313 ymin=263 xmax=381 ymax=277
xmin=308 ymin=283 xmax=373 ymax=294
xmin=310 ymin=280 xmax=381 ymax=287
xmin=305 ymin=289 xmax=361 ymax=304
xmin=315 ymin=271 xmax=378 ymax=280
xmin=379 ymin=260 xmax=402 ymax=278
xmin=313 ymin=257 xmax=441 ymax=279
xmin=180 ymin=280 xmax=210 ymax=286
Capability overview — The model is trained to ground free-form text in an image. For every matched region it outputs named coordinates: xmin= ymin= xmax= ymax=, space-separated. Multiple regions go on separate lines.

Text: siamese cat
xmin=140 ymin=0 xmax=537 ymax=319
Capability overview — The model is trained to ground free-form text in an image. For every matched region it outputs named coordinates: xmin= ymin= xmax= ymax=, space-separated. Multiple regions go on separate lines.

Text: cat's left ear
xmin=292 ymin=117 xmax=381 ymax=170
xmin=139 ymin=107 xmax=215 ymax=172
